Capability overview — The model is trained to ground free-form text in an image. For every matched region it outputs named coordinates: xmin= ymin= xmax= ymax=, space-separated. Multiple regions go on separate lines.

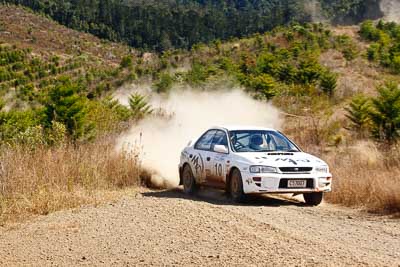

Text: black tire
xmin=182 ymin=164 xmax=198 ymax=195
xmin=230 ymin=169 xmax=246 ymax=203
xmin=303 ymin=192 xmax=323 ymax=206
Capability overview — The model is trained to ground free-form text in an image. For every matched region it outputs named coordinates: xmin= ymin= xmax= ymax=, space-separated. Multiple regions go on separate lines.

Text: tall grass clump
xmin=0 ymin=137 xmax=142 ymax=223
xmin=325 ymin=143 xmax=400 ymax=214
xmin=286 ymin=115 xmax=400 ymax=215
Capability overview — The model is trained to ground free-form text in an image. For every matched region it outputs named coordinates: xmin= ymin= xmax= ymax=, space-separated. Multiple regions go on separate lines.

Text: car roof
xmin=210 ymin=125 xmax=278 ymax=132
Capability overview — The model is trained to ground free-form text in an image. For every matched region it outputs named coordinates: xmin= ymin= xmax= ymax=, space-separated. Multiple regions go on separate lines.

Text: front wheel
xmin=230 ymin=169 xmax=246 ymax=203
xmin=303 ymin=192 xmax=323 ymax=206
xmin=182 ymin=164 xmax=198 ymax=195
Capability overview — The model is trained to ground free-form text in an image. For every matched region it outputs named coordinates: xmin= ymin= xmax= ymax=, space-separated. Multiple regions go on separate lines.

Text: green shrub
xmin=320 ymin=71 xmax=337 ymax=96
xmin=154 ymin=73 xmax=173 ymax=93
xmin=256 ymin=52 xmax=279 ymax=77
xmin=390 ymin=54 xmax=400 ymax=74
xmin=247 ymin=74 xmax=276 ymax=99
xmin=185 ymin=62 xmax=208 ymax=85
xmin=17 ymin=83 xmax=35 ymax=101
xmin=367 ymin=44 xmax=380 ymax=61
xmin=360 ymin=20 xmax=380 ymax=41
xmin=128 ymin=93 xmax=153 ymax=120
xmin=102 ymin=96 xmax=131 ymax=121
xmin=369 ymin=82 xmax=400 ymax=144
xmin=342 ymin=46 xmax=358 ymax=61
xmin=0 ymin=109 xmax=43 ymax=142
xmin=120 ymin=55 xmax=133 ymax=68
xmin=44 ymin=77 xmax=93 ymax=140
xmin=13 ymin=125 xmax=46 ymax=149
xmin=46 ymin=121 xmax=67 ymax=146
xmin=278 ymin=64 xmax=297 ymax=84
xmin=296 ymin=59 xmax=322 ymax=85
xmin=360 ymin=20 xmax=400 ymax=73
xmin=344 ymin=94 xmax=371 ymax=137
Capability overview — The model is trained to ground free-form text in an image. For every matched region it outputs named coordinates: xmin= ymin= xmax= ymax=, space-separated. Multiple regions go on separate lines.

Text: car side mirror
xmin=214 ymin=145 xmax=228 ymax=154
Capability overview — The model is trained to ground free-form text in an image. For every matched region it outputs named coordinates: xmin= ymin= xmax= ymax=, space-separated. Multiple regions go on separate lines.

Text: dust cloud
xmin=380 ymin=0 xmax=400 ymax=22
xmin=115 ymin=88 xmax=282 ymax=188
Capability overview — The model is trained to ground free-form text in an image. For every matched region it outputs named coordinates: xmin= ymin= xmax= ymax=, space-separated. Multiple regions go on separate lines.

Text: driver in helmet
xmin=249 ymin=134 xmax=265 ymax=151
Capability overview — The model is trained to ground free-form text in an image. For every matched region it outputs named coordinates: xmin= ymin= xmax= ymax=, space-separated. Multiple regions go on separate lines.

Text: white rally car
xmin=179 ymin=126 xmax=332 ymax=205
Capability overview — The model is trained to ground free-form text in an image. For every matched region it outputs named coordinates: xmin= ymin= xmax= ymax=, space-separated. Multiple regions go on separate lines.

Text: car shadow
xmin=142 ymin=187 xmax=307 ymax=207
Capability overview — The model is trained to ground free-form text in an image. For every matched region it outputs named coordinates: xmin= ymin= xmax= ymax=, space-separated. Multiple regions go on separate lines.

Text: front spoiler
xmin=241 ymin=171 xmax=332 ymax=194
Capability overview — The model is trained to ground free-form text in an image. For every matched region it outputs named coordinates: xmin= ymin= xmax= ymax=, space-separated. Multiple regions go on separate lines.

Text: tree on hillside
xmin=128 ymin=93 xmax=153 ymax=120
xmin=320 ymin=71 xmax=337 ymax=97
xmin=344 ymin=94 xmax=371 ymax=137
xmin=44 ymin=78 xmax=93 ymax=140
xmin=296 ymin=59 xmax=323 ymax=85
xmin=0 ymin=109 xmax=43 ymax=142
xmin=120 ymin=55 xmax=133 ymax=68
xmin=249 ymin=74 xmax=276 ymax=100
xmin=154 ymin=73 xmax=173 ymax=93
xmin=360 ymin=20 xmax=380 ymax=41
xmin=369 ymin=82 xmax=400 ymax=145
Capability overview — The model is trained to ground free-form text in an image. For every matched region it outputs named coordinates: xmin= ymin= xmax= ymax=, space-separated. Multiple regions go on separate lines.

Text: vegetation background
xmin=0 ymin=1 xmax=399 ymax=223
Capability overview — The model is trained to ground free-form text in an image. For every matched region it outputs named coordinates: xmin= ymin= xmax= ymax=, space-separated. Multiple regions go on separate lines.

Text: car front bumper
xmin=241 ymin=171 xmax=332 ymax=194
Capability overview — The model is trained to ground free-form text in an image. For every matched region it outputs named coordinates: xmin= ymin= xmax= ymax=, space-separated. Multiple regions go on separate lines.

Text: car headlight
xmin=315 ymin=166 xmax=328 ymax=173
xmin=250 ymin=165 xmax=277 ymax=173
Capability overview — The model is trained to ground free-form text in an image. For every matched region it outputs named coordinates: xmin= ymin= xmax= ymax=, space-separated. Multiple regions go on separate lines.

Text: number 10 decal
xmin=214 ymin=163 xmax=223 ymax=177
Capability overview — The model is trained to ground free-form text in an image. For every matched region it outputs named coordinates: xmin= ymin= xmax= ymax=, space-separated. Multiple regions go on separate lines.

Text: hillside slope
xmin=0 ymin=5 xmax=137 ymax=110
xmin=0 ymin=5 xmax=129 ymax=63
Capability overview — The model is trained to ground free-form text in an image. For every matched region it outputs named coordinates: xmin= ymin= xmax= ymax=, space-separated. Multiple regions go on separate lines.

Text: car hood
xmin=237 ymin=151 xmax=327 ymax=167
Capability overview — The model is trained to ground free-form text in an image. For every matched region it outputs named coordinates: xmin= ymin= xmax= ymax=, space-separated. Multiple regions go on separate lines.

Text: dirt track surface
xmin=0 ymin=188 xmax=399 ymax=266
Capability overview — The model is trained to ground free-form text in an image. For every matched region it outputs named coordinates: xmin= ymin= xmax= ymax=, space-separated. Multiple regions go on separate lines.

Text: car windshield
xmin=229 ymin=130 xmax=300 ymax=153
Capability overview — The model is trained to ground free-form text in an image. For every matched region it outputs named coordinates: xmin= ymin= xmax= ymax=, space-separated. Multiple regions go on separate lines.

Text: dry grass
xmin=286 ymin=116 xmax=400 ymax=215
xmin=0 ymin=137 xmax=142 ymax=223
xmin=324 ymin=143 xmax=400 ymax=214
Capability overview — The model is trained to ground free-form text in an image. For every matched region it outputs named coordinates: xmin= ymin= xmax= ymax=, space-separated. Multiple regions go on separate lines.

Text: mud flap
xmin=179 ymin=166 xmax=183 ymax=185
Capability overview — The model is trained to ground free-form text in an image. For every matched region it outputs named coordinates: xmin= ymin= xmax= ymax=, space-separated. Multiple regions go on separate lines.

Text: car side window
xmin=194 ymin=130 xmax=217 ymax=151
xmin=230 ymin=132 xmax=250 ymax=150
xmin=211 ymin=130 xmax=228 ymax=151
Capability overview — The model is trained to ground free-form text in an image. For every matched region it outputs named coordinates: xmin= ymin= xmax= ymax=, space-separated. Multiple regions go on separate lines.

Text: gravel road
xmin=0 ymin=188 xmax=399 ymax=266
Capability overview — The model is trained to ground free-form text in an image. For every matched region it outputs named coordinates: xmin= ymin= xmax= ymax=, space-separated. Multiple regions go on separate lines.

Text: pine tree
xmin=320 ymin=71 xmax=337 ymax=96
xmin=128 ymin=93 xmax=153 ymax=120
xmin=44 ymin=78 xmax=92 ymax=140
xmin=369 ymin=82 xmax=400 ymax=144
xmin=154 ymin=73 xmax=173 ymax=93
xmin=250 ymin=74 xmax=276 ymax=99
xmin=120 ymin=56 xmax=133 ymax=68
xmin=344 ymin=94 xmax=371 ymax=137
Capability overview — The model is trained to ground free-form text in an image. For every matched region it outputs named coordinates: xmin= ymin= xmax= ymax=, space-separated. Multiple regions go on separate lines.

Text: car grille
xmin=279 ymin=179 xmax=314 ymax=189
xmin=279 ymin=167 xmax=312 ymax=173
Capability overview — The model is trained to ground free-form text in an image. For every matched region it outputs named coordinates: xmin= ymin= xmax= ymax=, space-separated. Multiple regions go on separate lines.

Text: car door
xmin=204 ymin=130 xmax=229 ymax=188
xmin=191 ymin=129 xmax=217 ymax=184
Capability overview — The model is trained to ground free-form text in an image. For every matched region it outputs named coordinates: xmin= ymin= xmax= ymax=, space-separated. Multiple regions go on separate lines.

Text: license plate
xmin=288 ymin=180 xmax=307 ymax=188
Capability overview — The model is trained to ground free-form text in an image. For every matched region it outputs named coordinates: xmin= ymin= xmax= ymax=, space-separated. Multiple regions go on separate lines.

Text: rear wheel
xmin=303 ymin=192 xmax=323 ymax=206
xmin=230 ymin=169 xmax=246 ymax=203
xmin=182 ymin=164 xmax=198 ymax=195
